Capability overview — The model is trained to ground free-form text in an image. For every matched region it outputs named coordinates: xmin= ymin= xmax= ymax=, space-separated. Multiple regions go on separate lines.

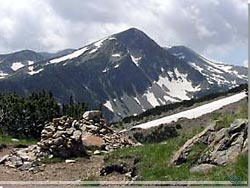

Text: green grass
xmin=213 ymin=99 xmax=247 ymax=131
xmin=0 ymin=134 xmax=37 ymax=145
xmin=105 ymin=126 xmax=248 ymax=182
xmin=40 ymin=157 xmax=64 ymax=164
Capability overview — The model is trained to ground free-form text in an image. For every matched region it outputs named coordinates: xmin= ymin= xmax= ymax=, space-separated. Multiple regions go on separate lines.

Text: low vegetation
xmin=0 ymin=91 xmax=87 ymax=139
xmin=105 ymin=126 xmax=247 ymax=181
xmin=105 ymin=99 xmax=248 ymax=182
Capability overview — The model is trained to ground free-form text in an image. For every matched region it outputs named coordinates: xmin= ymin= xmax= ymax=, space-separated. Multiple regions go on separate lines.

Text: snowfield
xmin=11 ymin=62 xmax=24 ymax=71
xmin=50 ymin=47 xmax=88 ymax=64
xmin=131 ymin=92 xmax=246 ymax=129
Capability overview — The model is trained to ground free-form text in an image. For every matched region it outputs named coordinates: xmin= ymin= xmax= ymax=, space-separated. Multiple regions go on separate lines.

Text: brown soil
xmin=0 ymin=148 xmax=128 ymax=181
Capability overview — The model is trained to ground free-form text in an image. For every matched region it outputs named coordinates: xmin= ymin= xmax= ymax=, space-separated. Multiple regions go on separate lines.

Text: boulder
xmin=82 ymin=110 xmax=102 ymax=122
xmin=172 ymin=119 xmax=248 ymax=170
xmin=190 ymin=164 xmax=216 ymax=173
xmin=82 ymin=134 xmax=105 ymax=149
xmin=0 ymin=155 xmax=8 ymax=164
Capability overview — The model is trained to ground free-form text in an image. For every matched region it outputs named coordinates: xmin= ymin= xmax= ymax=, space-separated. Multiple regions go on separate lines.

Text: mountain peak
xmin=113 ymin=28 xmax=160 ymax=54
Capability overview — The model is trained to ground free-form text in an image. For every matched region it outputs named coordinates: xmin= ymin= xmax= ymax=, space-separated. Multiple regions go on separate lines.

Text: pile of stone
xmin=38 ymin=116 xmax=88 ymax=158
xmin=0 ymin=145 xmax=50 ymax=171
xmin=171 ymin=119 xmax=248 ymax=173
xmin=0 ymin=110 xmax=138 ymax=171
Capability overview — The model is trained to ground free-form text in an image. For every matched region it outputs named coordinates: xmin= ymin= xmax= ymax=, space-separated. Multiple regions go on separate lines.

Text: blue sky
xmin=0 ymin=0 xmax=247 ymax=67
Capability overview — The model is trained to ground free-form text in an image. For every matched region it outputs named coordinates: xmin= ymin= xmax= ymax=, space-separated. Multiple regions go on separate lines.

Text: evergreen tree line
xmin=0 ymin=91 xmax=87 ymax=139
xmin=121 ymin=84 xmax=248 ymax=124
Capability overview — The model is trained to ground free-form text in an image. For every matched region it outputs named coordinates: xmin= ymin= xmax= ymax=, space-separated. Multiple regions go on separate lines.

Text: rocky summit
xmin=171 ymin=118 xmax=248 ymax=173
xmin=0 ymin=110 xmax=138 ymax=171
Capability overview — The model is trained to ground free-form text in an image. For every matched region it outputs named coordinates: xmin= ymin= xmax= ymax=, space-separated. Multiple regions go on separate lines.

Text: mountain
xmin=166 ymin=46 xmax=248 ymax=96
xmin=0 ymin=50 xmax=45 ymax=79
xmin=38 ymin=49 xmax=75 ymax=59
xmin=0 ymin=28 xmax=247 ymax=122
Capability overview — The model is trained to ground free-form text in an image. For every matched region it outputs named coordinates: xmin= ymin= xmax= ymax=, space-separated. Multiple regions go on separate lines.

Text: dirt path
xmin=0 ymin=147 xmax=128 ymax=181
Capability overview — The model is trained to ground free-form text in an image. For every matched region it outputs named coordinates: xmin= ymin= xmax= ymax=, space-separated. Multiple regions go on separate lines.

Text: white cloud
xmin=243 ymin=60 xmax=248 ymax=67
xmin=0 ymin=0 xmax=247 ymax=65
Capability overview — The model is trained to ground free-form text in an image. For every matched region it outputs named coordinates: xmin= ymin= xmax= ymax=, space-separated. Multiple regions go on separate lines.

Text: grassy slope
xmin=0 ymin=134 xmax=36 ymax=145
xmin=105 ymin=99 xmax=248 ymax=181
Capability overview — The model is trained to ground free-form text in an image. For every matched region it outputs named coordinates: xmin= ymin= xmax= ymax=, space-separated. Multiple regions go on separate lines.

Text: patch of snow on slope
xmin=28 ymin=66 xmax=43 ymax=75
xmin=200 ymin=56 xmax=233 ymax=73
xmin=112 ymin=54 xmax=121 ymax=57
xmin=0 ymin=71 xmax=8 ymax=79
xmin=143 ymin=90 xmax=160 ymax=107
xmin=114 ymin=64 xmax=119 ymax=68
xmin=108 ymin=37 xmax=116 ymax=40
xmin=132 ymin=92 xmax=246 ymax=129
xmin=89 ymin=48 xmax=98 ymax=54
xmin=157 ymin=68 xmax=200 ymax=100
xmin=89 ymin=38 xmax=107 ymax=54
xmin=28 ymin=61 xmax=34 ymax=65
xmin=102 ymin=67 xmax=110 ymax=73
xmin=130 ymin=55 xmax=141 ymax=66
xmin=50 ymin=47 xmax=88 ymax=64
xmin=11 ymin=62 xmax=24 ymax=71
xmin=188 ymin=62 xmax=204 ymax=73
xmin=104 ymin=100 xmax=114 ymax=112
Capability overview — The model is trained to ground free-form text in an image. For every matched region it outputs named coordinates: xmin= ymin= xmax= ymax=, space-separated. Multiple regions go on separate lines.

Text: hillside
xmin=0 ymin=28 xmax=247 ymax=122
xmin=0 ymin=94 xmax=247 ymax=185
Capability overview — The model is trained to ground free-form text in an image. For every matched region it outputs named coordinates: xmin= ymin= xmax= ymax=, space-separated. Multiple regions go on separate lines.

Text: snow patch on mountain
xmin=143 ymin=89 xmax=160 ymax=107
xmin=28 ymin=66 xmax=43 ymax=75
xmin=130 ymin=55 xmax=141 ymax=66
xmin=112 ymin=54 xmax=121 ymax=58
xmin=156 ymin=68 xmax=200 ymax=100
xmin=104 ymin=100 xmax=114 ymax=112
xmin=50 ymin=47 xmax=88 ymax=64
xmin=132 ymin=92 xmax=246 ymax=129
xmin=0 ymin=71 xmax=8 ymax=79
xmin=11 ymin=62 xmax=25 ymax=71
xmin=89 ymin=38 xmax=107 ymax=54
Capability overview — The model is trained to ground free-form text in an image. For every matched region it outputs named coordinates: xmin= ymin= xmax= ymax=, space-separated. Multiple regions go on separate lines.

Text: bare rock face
xmin=171 ymin=119 xmax=248 ymax=171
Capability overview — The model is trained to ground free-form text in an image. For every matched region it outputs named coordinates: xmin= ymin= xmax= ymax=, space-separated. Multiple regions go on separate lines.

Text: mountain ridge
xmin=0 ymin=28 xmax=247 ymax=122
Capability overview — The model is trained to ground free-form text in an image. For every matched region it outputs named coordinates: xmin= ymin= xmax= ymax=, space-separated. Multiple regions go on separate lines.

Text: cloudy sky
xmin=0 ymin=0 xmax=247 ymax=66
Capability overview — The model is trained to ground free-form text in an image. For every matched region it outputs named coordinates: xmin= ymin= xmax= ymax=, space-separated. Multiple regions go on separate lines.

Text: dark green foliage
xmin=120 ymin=84 xmax=248 ymax=125
xmin=62 ymin=95 xmax=87 ymax=120
xmin=0 ymin=92 xmax=87 ymax=139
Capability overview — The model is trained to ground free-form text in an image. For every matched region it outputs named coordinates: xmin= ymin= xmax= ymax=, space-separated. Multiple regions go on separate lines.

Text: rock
xmin=19 ymin=161 xmax=33 ymax=171
xmin=71 ymin=130 xmax=82 ymax=140
xmin=53 ymin=131 xmax=65 ymax=138
xmin=190 ymin=164 xmax=216 ymax=173
xmin=44 ymin=125 xmax=56 ymax=133
xmin=65 ymin=159 xmax=76 ymax=163
xmin=82 ymin=134 xmax=105 ymax=149
xmin=8 ymin=155 xmax=23 ymax=167
xmin=0 ymin=155 xmax=8 ymax=164
xmin=2 ymin=114 xmax=138 ymax=171
xmin=11 ymin=138 xmax=19 ymax=142
xmin=65 ymin=128 xmax=75 ymax=135
xmin=82 ymin=110 xmax=101 ymax=121
xmin=172 ymin=119 xmax=248 ymax=168
xmin=53 ymin=137 xmax=64 ymax=146
xmin=171 ymin=123 xmax=215 ymax=165
xmin=93 ymin=150 xmax=101 ymax=155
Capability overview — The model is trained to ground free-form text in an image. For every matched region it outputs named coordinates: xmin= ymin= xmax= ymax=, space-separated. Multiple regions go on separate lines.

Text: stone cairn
xmin=0 ymin=110 xmax=138 ymax=171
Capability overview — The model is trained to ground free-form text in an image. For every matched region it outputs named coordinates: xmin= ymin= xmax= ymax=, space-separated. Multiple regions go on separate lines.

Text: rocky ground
xmin=0 ymin=99 xmax=247 ymax=182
